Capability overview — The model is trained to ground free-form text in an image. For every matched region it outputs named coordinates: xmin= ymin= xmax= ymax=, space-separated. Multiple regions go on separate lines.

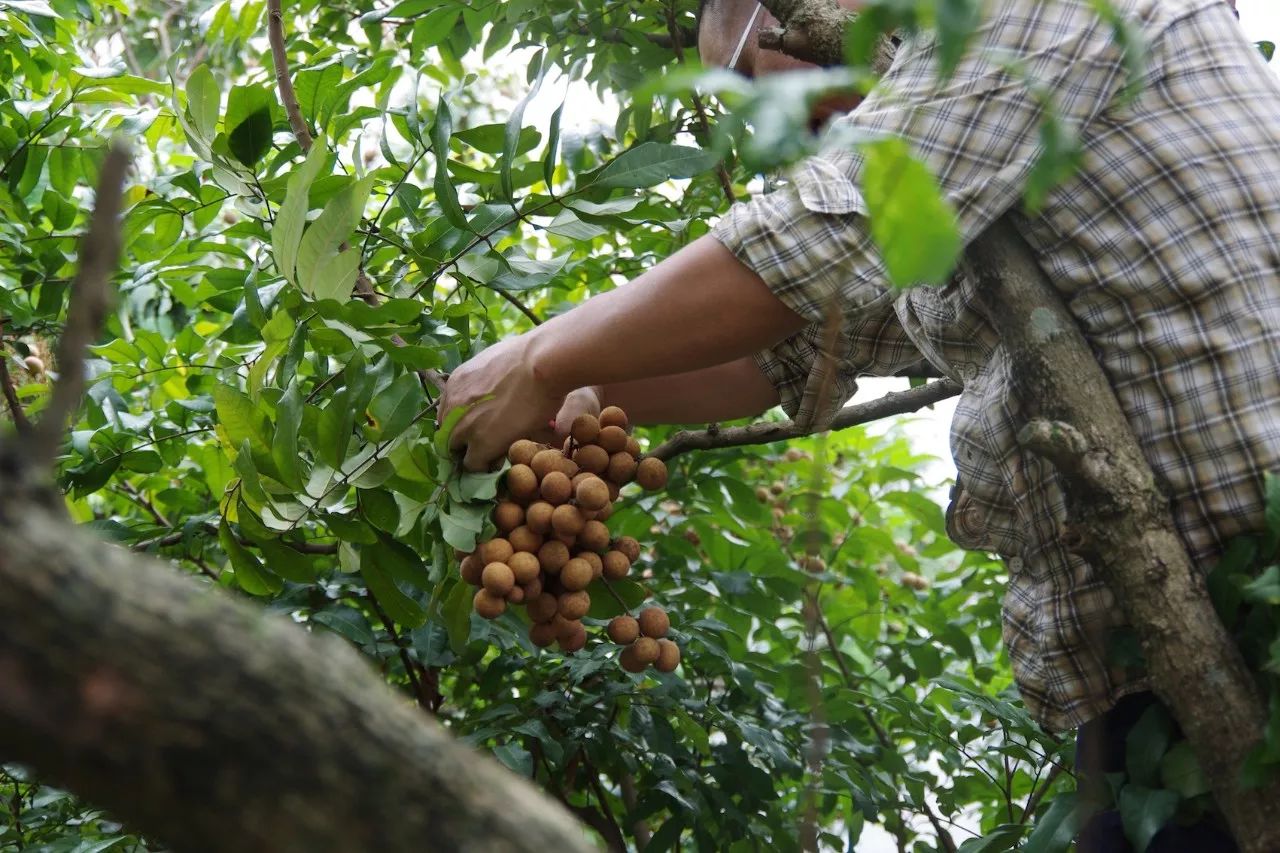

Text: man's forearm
xmin=599 ymin=356 xmax=781 ymax=426
xmin=526 ymin=236 xmax=807 ymax=396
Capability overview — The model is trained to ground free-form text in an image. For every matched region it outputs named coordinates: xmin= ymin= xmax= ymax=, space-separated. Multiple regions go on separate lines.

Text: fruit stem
xmin=599 ymin=576 xmax=630 ymax=610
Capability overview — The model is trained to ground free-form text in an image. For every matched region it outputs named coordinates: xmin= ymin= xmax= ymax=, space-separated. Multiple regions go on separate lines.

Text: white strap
xmin=727 ymin=2 xmax=764 ymax=72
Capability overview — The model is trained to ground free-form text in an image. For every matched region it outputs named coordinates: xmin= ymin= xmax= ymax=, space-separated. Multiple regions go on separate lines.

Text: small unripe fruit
xmin=625 ymin=436 xmax=642 ymax=458
xmin=529 ymin=621 xmax=557 ymax=647
xmin=538 ymin=540 xmax=571 ymax=573
xmin=551 ymin=504 xmax=585 ymax=538
xmin=559 ymin=590 xmax=590 ymax=620
xmin=508 ymin=551 xmax=541 ymax=584
xmin=784 ymin=447 xmax=805 ymax=462
xmin=608 ymin=615 xmax=640 ymax=644
xmin=482 ymin=562 xmax=515 ymax=596
xmin=619 ymin=644 xmax=647 ymax=673
xmin=577 ymin=550 xmax=603 ymax=578
xmin=571 ymin=413 xmax=601 ymax=444
xmin=654 ymin=639 xmax=681 ymax=672
xmin=474 ymin=589 xmax=507 ymax=619
xmin=602 ymin=550 xmax=631 ymax=580
xmin=599 ymin=406 xmax=629 ymax=430
xmin=632 ymin=636 xmax=660 ymax=665
xmin=598 ymin=425 xmax=628 ymax=454
xmin=459 ymin=554 xmax=483 ymax=585
xmin=506 ymin=465 xmax=538 ymax=503
xmin=770 ymin=481 xmax=785 ymax=495
xmin=478 ymin=538 xmax=514 ymax=566
xmin=636 ymin=457 xmax=668 ymax=491
xmin=506 ymin=585 xmax=526 ymax=604
xmin=508 ymin=525 xmax=543 ymax=554
xmin=901 ymin=571 xmax=930 ymax=591
xmin=638 ymin=606 xmax=669 ymax=639
xmin=525 ymin=501 xmax=554 ymax=534
xmin=576 ymin=476 xmax=610 ymax=511
xmin=493 ymin=501 xmax=524 ymax=533
xmin=579 ymin=519 xmax=610 ymax=553
xmin=528 ymin=592 xmax=559 ymax=623
xmin=508 ymin=439 xmax=541 ymax=466
xmin=541 ymin=471 xmax=572 ymax=504
xmin=756 ymin=486 xmax=770 ymax=502
xmin=531 ymin=449 xmax=563 ymax=479
xmin=560 ymin=557 xmax=593 ymax=591
xmin=573 ymin=443 xmax=610 ymax=474
xmin=613 ymin=536 xmax=641 ymax=563
xmin=558 ymin=620 xmax=587 ymax=653
xmin=606 ymin=452 xmax=638 ymax=485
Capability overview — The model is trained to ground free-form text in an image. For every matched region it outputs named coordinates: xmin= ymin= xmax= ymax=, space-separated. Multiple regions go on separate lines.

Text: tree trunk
xmin=0 ymin=452 xmax=594 ymax=853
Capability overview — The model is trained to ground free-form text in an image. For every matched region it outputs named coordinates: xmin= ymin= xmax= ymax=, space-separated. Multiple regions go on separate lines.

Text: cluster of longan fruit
xmin=456 ymin=406 xmax=678 ymax=672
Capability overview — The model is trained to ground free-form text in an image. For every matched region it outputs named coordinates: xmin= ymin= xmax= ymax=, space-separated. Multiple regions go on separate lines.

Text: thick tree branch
xmin=649 ymin=378 xmax=960 ymax=460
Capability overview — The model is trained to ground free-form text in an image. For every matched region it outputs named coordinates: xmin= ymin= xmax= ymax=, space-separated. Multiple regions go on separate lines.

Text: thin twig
xmin=367 ymin=590 xmax=439 ymax=712
xmin=0 ymin=338 xmax=32 ymax=435
xmin=1020 ymin=762 xmax=1065 ymax=823
xmin=662 ymin=3 xmax=736 ymax=205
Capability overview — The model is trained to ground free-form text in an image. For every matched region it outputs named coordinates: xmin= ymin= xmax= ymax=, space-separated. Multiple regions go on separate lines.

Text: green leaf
xmin=432 ymin=96 xmax=469 ymax=228
xmin=368 ymin=372 xmax=422 ymax=440
xmin=1119 ymin=785 xmax=1179 ymax=853
xmin=500 ymin=51 xmax=543 ymax=201
xmin=360 ymin=547 xmax=427 ymax=628
xmin=273 ymin=142 xmax=330 ymax=285
xmin=311 ymin=607 xmax=376 ymax=647
xmin=1258 ymin=41 xmax=1276 ymax=62
xmin=219 ymin=521 xmax=282 ymax=596
xmin=935 ymin=0 xmax=981 ymax=78
xmin=1 ymin=1 xmax=59 ymax=17
xmin=186 ymin=64 xmax=220 ymax=141
xmin=861 ymin=137 xmax=962 ymax=288
xmin=542 ymin=100 xmax=564 ymax=187
xmin=444 ymin=579 xmax=474 ymax=653
xmin=271 ymin=378 xmax=306 ymax=489
xmin=214 ymin=384 xmax=271 ymax=455
xmin=591 ymin=142 xmax=719 ymax=190
xmin=370 ymin=531 xmax=430 ymax=588
xmin=1021 ymin=791 xmax=1081 ymax=853
xmin=433 ymin=401 xmax=472 ymax=457
xmin=296 ymin=175 xmax=373 ymax=300
xmin=1160 ymin=741 xmax=1210 ymax=799
xmin=225 ymin=84 xmax=275 ymax=168
xmin=956 ymin=824 xmax=1026 ymax=853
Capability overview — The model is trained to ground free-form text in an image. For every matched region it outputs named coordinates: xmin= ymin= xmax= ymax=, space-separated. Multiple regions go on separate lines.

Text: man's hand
xmin=552 ymin=386 xmax=604 ymax=440
xmin=438 ymin=334 xmax=565 ymax=471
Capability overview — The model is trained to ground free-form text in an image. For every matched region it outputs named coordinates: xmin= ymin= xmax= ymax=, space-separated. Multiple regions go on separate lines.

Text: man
xmin=442 ymin=0 xmax=1279 ymax=847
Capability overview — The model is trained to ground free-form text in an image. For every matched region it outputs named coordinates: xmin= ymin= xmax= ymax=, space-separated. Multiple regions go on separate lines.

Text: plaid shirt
xmin=711 ymin=0 xmax=1280 ymax=731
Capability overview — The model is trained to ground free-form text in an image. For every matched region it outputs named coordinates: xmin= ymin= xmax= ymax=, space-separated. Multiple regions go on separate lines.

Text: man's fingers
xmin=462 ymin=439 xmax=497 ymax=473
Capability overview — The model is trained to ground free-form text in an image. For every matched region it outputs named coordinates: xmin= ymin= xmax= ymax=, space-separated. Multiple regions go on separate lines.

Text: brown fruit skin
xmin=598 ymin=425 xmax=628 ymax=454
xmin=558 ymin=590 xmax=591 ymax=620
xmin=560 ymin=558 xmax=593 ymax=591
xmin=638 ymin=607 xmax=670 ymax=639
xmin=577 ymin=551 xmax=603 ymax=578
xmin=803 ymin=555 xmax=825 ymax=574
xmin=654 ymin=639 xmax=681 ymax=673
xmin=770 ymin=481 xmax=785 ymax=496
xmin=551 ymin=614 xmax=579 ymax=639
xmin=540 ymin=470 xmax=573 ymax=505
xmin=636 ymin=457 xmax=669 ymax=491
xmin=506 ymin=585 xmax=526 ymax=604
xmin=527 ymin=592 xmax=559 ymax=624
xmin=632 ymin=636 xmax=661 ymax=665
xmin=531 ymin=449 xmax=563 ymax=479
xmin=459 ymin=555 xmax=484 ymax=585
xmin=508 ymin=551 xmax=541 ymax=584
xmin=508 ymin=439 xmax=541 ymax=467
xmin=482 ymin=562 xmax=515 ymax=596
xmin=576 ymin=476 xmax=611 ymax=511
xmin=625 ymin=436 xmax=642 ymax=458
xmin=506 ymin=465 xmax=539 ymax=503
xmin=608 ymin=615 xmax=640 ymax=644
xmin=602 ymin=550 xmax=631 ymax=580
xmin=473 ymin=589 xmax=507 ymax=619
xmin=571 ymin=471 xmax=594 ymax=490
xmin=537 ymin=540 xmax=571 ymax=573
xmin=571 ymin=413 xmax=601 ymax=444
xmin=607 ymin=481 xmax=621 ymax=502
xmin=613 ymin=536 xmax=641 ymax=563
xmin=550 ymin=455 xmax=579 ymax=478
xmin=551 ymin=504 xmax=586 ymax=538
xmin=573 ymin=443 xmax=610 ymax=475
xmin=578 ymin=519 xmax=611 ymax=553
xmin=508 ymin=525 xmax=544 ymax=554
xmin=599 ymin=406 xmax=629 ymax=431
xmin=522 ymin=574 xmax=543 ymax=599
xmin=493 ymin=501 xmax=524 ymax=533
xmin=755 ymin=486 xmax=770 ymax=502
xmin=606 ymin=452 xmax=638 ymax=485
xmin=529 ymin=621 xmax=558 ymax=647
xmin=478 ymin=538 xmax=514 ymax=566
xmin=592 ymin=501 xmax=615 ymax=521
xmin=525 ymin=501 xmax=554 ymax=535
xmin=619 ymin=644 xmax=647 ymax=673
xmin=558 ymin=620 xmax=587 ymax=653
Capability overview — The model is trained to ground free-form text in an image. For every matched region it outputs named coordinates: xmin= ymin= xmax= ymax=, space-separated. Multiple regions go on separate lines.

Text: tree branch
xmin=0 ymin=346 xmax=32 ymax=436
xmin=267 ymin=0 xmax=313 ymax=152
xmin=649 ymin=378 xmax=960 ymax=460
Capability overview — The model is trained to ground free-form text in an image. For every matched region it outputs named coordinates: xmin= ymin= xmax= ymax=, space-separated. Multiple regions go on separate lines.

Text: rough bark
xmin=755 ymin=0 xmax=1280 ymax=846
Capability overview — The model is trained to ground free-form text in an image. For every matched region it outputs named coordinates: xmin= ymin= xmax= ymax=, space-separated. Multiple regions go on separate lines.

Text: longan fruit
xmin=579 ymin=519 xmax=610 ymax=553
xmin=654 ymin=639 xmax=681 ymax=672
xmin=508 ymin=439 xmax=541 ymax=467
xmin=577 ymin=550 xmax=603 ymax=578
xmin=770 ymin=481 xmax=785 ymax=496
xmin=608 ymin=615 xmax=640 ymax=645
xmin=551 ymin=504 xmax=585 ymax=538
xmin=607 ymin=481 xmax=620 ymax=502
xmin=571 ymin=471 xmax=594 ymax=490
xmin=636 ymin=457 xmax=668 ymax=491
xmin=625 ymin=436 xmax=642 ymax=457
xmin=474 ymin=589 xmax=507 ymax=619
xmin=554 ymin=532 xmax=578 ymax=548
xmin=802 ymin=555 xmax=825 ymax=574
xmin=538 ymin=540 xmax=571 ymax=573
xmin=506 ymin=465 xmax=538 ymax=503
xmin=525 ymin=501 xmax=554 ymax=534
xmin=551 ymin=613 xmax=579 ymax=639
xmin=638 ymin=606 xmax=669 ymax=639
xmin=541 ymin=471 xmax=573 ymax=505
xmin=560 ymin=557 xmax=593 ymax=591
xmin=528 ymin=592 xmax=559 ymax=623
xmin=573 ymin=443 xmax=609 ymax=474
xmin=755 ymin=486 xmax=770 ymax=502
xmin=619 ymin=644 xmax=647 ymax=673
xmin=531 ymin=449 xmax=563 ymax=480
xmin=784 ymin=447 xmax=805 ymax=462
xmin=571 ymin=413 xmax=601 ymax=444
xmin=550 ymin=455 xmax=579 ymax=478
xmin=613 ymin=536 xmax=641 ymax=563
xmin=598 ymin=425 xmax=628 ymax=454
xmin=522 ymin=575 xmax=543 ymax=599
xmin=506 ymin=585 xmax=526 ymax=604
xmin=558 ymin=620 xmax=587 ymax=653
xmin=509 ymin=525 xmax=544 ymax=554
xmin=606 ymin=452 xmax=638 ymax=485
xmin=576 ymin=476 xmax=610 ymax=511
xmin=478 ymin=538 xmax=514 ymax=566
xmin=508 ymin=551 xmax=541 ymax=584
xmin=493 ymin=501 xmax=524 ymax=533
xmin=460 ymin=554 xmax=484 ymax=585
xmin=591 ymin=501 xmax=615 ymax=521
xmin=529 ymin=621 xmax=558 ymax=647
xmin=482 ymin=562 xmax=515 ymax=596
xmin=559 ymin=590 xmax=591 ymax=620
xmin=599 ymin=406 xmax=629 ymax=431
xmin=632 ymin=636 xmax=660 ymax=665
xmin=602 ymin=550 xmax=631 ymax=580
